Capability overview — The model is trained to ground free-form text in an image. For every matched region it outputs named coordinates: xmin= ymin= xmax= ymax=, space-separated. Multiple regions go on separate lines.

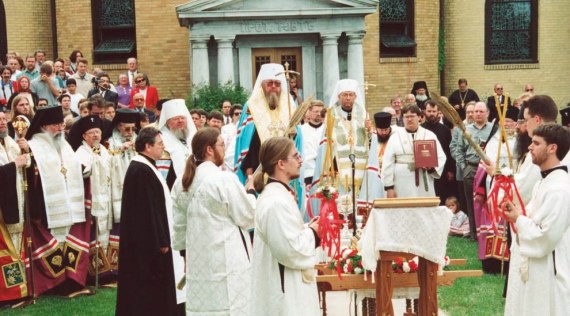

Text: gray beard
xmin=48 ymin=132 xmax=63 ymax=153
xmin=172 ymin=127 xmax=188 ymax=141
xmin=0 ymin=131 xmax=7 ymax=139
xmin=416 ymin=94 xmax=428 ymax=102
xmin=265 ymin=92 xmax=280 ymax=110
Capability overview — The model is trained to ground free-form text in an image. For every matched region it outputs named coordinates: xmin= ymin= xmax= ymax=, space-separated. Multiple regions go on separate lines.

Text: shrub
xmin=186 ymin=81 xmax=249 ymax=113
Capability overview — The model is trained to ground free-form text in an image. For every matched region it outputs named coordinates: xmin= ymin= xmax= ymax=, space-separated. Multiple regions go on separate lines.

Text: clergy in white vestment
xmin=158 ymin=99 xmax=197 ymax=187
xmin=171 ymin=127 xmax=256 ymax=315
xmin=221 ymin=104 xmax=242 ymax=171
xmin=382 ymin=104 xmax=446 ymax=198
xmin=503 ymin=123 xmax=570 ymax=315
xmin=107 ymin=108 xmax=139 ymax=224
xmin=251 ymin=137 xmax=321 ymax=316
xmin=0 ymin=110 xmax=30 ymax=303
xmin=300 ymin=99 xmax=325 ymax=187
xmin=70 ymin=115 xmax=116 ymax=284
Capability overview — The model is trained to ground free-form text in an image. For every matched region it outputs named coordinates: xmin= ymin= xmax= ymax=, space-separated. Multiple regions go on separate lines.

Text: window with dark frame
xmin=91 ymin=0 xmax=137 ymax=64
xmin=379 ymin=0 xmax=416 ymax=58
xmin=485 ymin=0 xmax=538 ymax=64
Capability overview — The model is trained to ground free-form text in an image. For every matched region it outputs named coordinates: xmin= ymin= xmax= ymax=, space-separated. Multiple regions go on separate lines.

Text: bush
xmin=186 ymin=81 xmax=250 ymax=113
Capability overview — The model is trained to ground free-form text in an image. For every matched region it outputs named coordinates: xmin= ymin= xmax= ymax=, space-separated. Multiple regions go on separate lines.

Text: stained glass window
xmin=485 ymin=0 xmax=538 ymax=64
xmin=92 ymin=0 xmax=137 ymax=64
xmin=379 ymin=0 xmax=416 ymax=57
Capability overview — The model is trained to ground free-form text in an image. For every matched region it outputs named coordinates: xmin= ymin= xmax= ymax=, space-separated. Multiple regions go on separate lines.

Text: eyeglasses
xmin=134 ymin=98 xmax=144 ymax=101
xmin=264 ymin=80 xmax=281 ymax=87
xmin=233 ymin=112 xmax=242 ymax=116
xmin=135 ymin=79 xmax=146 ymax=83
xmin=495 ymin=87 xmax=503 ymax=90
xmin=286 ymin=152 xmax=302 ymax=161
xmin=122 ymin=126 xmax=135 ymax=132
xmin=525 ymin=89 xmax=533 ymax=92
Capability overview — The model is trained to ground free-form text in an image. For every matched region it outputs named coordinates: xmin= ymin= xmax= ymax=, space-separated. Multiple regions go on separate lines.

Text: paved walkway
xmin=323 ymin=291 xmax=448 ymax=316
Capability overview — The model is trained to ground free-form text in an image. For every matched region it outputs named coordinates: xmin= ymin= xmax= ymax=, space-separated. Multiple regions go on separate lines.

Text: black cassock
xmin=0 ymin=162 xmax=19 ymax=224
xmin=116 ymin=156 xmax=177 ymax=316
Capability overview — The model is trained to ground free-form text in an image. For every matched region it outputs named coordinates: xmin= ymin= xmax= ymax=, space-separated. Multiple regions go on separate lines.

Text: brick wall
xmin=362 ymin=0 xmax=441 ymax=115
xmin=443 ymin=0 xmax=570 ymax=109
xmin=5 ymin=0 xmax=54 ymax=60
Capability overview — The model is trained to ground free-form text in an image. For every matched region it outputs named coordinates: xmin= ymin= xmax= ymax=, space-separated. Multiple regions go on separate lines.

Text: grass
xmin=439 ymin=236 xmax=505 ymax=316
xmin=2 ymin=237 xmax=504 ymax=315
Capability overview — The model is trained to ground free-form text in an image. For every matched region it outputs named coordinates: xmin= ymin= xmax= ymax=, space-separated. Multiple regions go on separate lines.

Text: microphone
xmin=349 ymin=154 xmax=355 ymax=163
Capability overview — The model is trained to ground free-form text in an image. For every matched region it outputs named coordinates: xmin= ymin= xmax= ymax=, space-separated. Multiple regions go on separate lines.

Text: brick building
xmin=1 ymin=0 xmax=567 ymax=114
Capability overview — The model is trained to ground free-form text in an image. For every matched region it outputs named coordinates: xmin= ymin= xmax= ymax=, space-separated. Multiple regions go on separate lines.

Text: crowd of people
xmin=0 ymin=50 xmax=569 ymax=316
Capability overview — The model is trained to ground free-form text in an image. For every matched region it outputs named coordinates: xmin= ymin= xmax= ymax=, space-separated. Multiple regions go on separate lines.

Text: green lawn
xmin=439 ymin=236 xmax=506 ymax=316
xmin=2 ymin=237 xmax=504 ymax=315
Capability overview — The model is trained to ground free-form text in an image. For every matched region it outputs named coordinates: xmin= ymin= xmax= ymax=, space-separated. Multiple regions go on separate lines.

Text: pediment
xmin=176 ymin=0 xmax=378 ymax=25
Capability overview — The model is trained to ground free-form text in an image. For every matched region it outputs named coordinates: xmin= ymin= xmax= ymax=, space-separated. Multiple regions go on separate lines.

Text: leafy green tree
xmin=186 ymin=81 xmax=249 ymax=113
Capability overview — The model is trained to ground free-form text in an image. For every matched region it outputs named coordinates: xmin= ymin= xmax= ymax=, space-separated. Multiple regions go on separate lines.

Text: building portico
xmin=176 ymin=0 xmax=377 ymax=103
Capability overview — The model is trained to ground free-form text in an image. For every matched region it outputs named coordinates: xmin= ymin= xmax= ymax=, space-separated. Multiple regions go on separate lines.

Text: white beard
xmin=172 ymin=127 xmax=188 ymax=140
xmin=416 ymin=94 xmax=428 ymax=102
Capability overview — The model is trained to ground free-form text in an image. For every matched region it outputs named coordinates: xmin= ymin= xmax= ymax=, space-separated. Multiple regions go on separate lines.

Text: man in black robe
xmin=116 ymin=126 xmax=177 ymax=316
xmin=421 ymin=100 xmax=457 ymax=205
xmin=448 ymin=78 xmax=480 ymax=120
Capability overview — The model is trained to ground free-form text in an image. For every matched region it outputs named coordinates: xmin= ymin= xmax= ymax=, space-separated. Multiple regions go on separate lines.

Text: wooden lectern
xmin=363 ymin=198 xmax=449 ymax=316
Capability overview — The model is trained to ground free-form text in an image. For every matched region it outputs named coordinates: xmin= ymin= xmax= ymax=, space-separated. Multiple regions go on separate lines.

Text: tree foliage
xmin=186 ymin=81 xmax=249 ymax=113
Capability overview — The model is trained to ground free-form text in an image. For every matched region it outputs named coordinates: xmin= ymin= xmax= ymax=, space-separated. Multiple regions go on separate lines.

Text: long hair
xmin=181 ymin=127 xmax=220 ymax=191
xmin=253 ymin=137 xmax=295 ymax=192
xmin=11 ymin=94 xmax=34 ymax=120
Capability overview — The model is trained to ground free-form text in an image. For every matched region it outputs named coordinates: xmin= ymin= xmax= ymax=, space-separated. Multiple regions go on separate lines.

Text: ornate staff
xmin=12 ymin=116 xmax=36 ymax=304
xmin=276 ymin=61 xmax=301 ymax=121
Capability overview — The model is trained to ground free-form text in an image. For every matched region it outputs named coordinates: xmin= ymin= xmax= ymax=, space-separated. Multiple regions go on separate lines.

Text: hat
xmin=158 ymin=99 xmax=194 ymax=131
xmin=25 ymin=105 xmax=64 ymax=140
xmin=560 ymin=107 xmax=570 ymax=126
xmin=412 ymin=81 xmax=428 ymax=92
xmin=328 ymin=79 xmax=365 ymax=109
xmin=111 ymin=108 xmax=139 ymax=127
xmin=374 ymin=112 xmax=392 ymax=129
xmin=68 ymin=115 xmax=102 ymax=150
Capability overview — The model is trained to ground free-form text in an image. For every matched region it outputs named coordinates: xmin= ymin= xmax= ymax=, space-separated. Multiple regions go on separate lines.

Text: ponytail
xmin=181 ymin=154 xmax=197 ymax=191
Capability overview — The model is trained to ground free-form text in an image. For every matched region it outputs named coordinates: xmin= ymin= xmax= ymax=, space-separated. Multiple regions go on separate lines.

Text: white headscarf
xmin=158 ymin=99 xmax=197 ymax=134
xmin=328 ymin=79 xmax=365 ymax=109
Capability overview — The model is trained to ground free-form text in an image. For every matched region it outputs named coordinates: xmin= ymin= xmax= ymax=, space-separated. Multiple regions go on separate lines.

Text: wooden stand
xmin=377 ymin=252 xmax=438 ymax=316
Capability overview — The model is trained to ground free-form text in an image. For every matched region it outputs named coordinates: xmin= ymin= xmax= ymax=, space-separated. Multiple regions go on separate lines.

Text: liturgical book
xmin=413 ymin=140 xmax=438 ymax=169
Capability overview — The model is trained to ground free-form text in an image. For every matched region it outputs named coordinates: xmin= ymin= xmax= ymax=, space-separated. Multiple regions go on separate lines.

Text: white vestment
xmin=507 ymin=167 xmax=570 ymax=315
xmin=172 ymin=161 xmax=256 ymax=315
xmin=251 ymin=182 xmax=320 ymax=316
xmin=160 ymin=127 xmax=191 ymax=178
xmin=107 ymin=130 xmax=136 ymax=223
xmin=75 ymin=142 xmax=112 ymax=248
xmin=382 ymin=126 xmax=446 ymax=197
xmin=221 ymin=122 xmax=237 ymax=171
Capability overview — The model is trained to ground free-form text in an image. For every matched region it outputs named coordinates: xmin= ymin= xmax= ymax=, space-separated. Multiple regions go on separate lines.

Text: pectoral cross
xmin=60 ymin=166 xmax=68 ymax=179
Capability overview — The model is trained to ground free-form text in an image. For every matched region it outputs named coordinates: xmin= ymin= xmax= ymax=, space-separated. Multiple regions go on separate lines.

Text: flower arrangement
xmin=314 ymin=185 xmax=338 ymax=201
xmin=392 ymin=255 xmax=450 ymax=274
xmin=328 ymin=248 xmax=365 ymax=275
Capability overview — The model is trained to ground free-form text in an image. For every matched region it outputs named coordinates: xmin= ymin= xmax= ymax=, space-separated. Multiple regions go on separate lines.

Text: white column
xmin=347 ymin=32 xmax=365 ymax=87
xmin=217 ymin=37 xmax=235 ymax=84
xmin=301 ymin=45 xmax=316 ymax=101
xmin=191 ymin=37 xmax=210 ymax=86
xmin=322 ymin=34 xmax=340 ymax=106
xmin=238 ymin=47 xmax=252 ymax=91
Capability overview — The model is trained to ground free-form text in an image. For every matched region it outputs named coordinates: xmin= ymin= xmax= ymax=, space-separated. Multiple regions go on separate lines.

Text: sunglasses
xmin=135 ymin=79 xmax=146 ymax=83
xmin=496 ymin=88 xmax=503 ymax=90
xmin=525 ymin=89 xmax=533 ymax=92
xmin=233 ymin=112 xmax=242 ymax=116
xmin=134 ymin=98 xmax=144 ymax=101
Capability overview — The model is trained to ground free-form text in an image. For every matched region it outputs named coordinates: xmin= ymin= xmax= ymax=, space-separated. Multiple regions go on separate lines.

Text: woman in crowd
xmin=68 ymin=50 xmax=83 ymax=74
xmin=116 ymin=73 xmax=132 ymax=109
xmin=129 ymin=73 xmax=159 ymax=110
xmin=8 ymin=76 xmax=38 ymax=110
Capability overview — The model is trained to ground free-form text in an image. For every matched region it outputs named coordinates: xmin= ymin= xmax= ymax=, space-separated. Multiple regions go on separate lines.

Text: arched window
xmin=91 ymin=0 xmax=137 ymax=64
xmin=485 ymin=0 xmax=538 ymax=64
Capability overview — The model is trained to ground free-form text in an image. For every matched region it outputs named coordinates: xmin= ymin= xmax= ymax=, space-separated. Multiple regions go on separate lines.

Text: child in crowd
xmin=447 ymin=196 xmax=470 ymax=237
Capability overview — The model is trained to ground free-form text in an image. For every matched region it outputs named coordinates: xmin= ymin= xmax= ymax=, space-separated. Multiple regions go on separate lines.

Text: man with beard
xmin=116 ymin=127 xmax=177 ymax=316
xmin=157 ymin=99 xmax=197 ymax=189
xmin=448 ymin=79 xmax=480 ymax=120
xmin=422 ymin=100 xmax=456 ymax=205
xmin=411 ymin=81 xmax=430 ymax=109
xmin=18 ymin=106 xmax=90 ymax=297
xmin=382 ymin=104 xmax=446 ymax=198
xmin=356 ymin=111 xmax=397 ymax=207
xmin=0 ymin=109 xmax=29 ymax=304
xmin=70 ymin=115 xmax=116 ymax=286
xmin=503 ymin=123 xmax=570 ymax=315
xmin=106 ymin=108 xmax=138 ymax=260
xmin=171 ymin=127 xmax=256 ymax=315
xmin=300 ymin=100 xmax=325 ymax=187
xmin=312 ymin=79 xmax=370 ymax=200
xmin=234 ymin=63 xmax=302 ymax=188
